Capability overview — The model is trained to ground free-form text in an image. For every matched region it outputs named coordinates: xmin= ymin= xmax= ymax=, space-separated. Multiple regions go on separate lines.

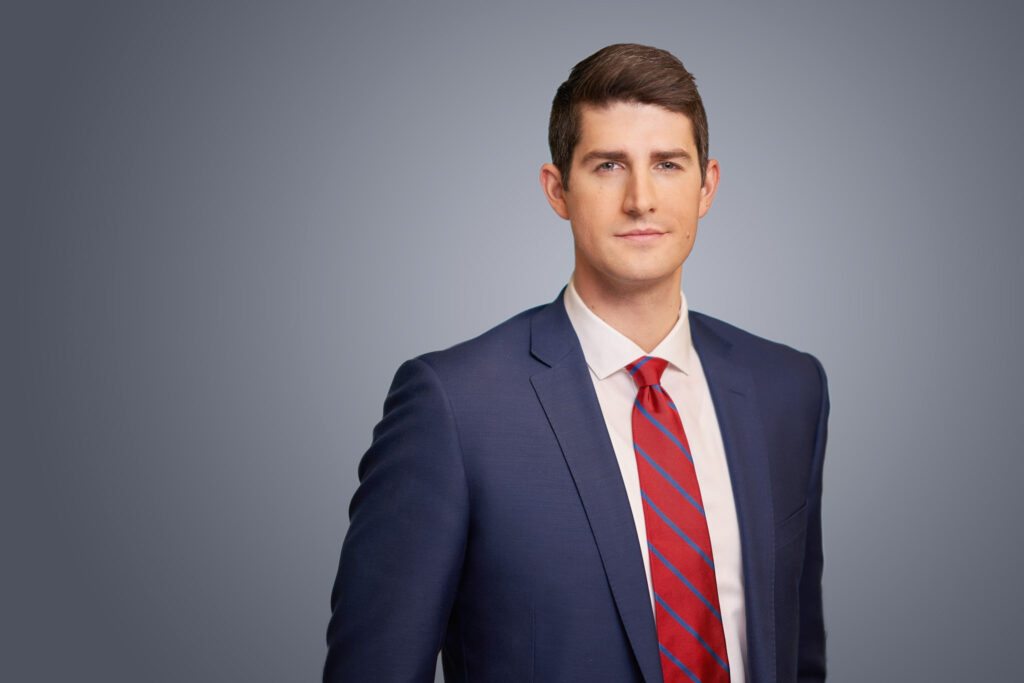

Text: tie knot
xmin=627 ymin=356 xmax=668 ymax=388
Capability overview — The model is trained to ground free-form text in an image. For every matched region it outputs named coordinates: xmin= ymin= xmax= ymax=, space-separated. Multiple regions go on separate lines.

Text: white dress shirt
xmin=563 ymin=280 xmax=748 ymax=682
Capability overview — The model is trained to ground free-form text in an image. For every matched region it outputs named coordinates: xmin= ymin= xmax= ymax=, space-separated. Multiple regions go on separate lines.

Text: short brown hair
xmin=548 ymin=43 xmax=709 ymax=189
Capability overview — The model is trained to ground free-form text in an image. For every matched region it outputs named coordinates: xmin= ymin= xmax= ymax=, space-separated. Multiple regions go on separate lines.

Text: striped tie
xmin=628 ymin=356 xmax=730 ymax=683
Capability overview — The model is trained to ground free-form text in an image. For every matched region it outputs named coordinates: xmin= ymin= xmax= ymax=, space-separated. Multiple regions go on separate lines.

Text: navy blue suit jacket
xmin=325 ymin=292 xmax=829 ymax=682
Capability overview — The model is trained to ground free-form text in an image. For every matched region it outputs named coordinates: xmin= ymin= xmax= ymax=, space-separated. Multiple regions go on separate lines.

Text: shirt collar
xmin=563 ymin=278 xmax=696 ymax=380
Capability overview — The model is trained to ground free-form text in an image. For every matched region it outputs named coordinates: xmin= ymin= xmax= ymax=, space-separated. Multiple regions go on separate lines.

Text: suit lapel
xmin=690 ymin=314 xmax=776 ymax=683
xmin=528 ymin=295 xmax=663 ymax=683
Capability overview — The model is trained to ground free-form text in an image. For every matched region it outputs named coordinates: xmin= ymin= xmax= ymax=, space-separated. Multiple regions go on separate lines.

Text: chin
xmin=609 ymin=269 xmax=683 ymax=291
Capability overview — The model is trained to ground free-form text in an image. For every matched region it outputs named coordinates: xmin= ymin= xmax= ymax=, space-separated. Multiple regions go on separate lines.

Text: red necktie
xmin=628 ymin=356 xmax=730 ymax=683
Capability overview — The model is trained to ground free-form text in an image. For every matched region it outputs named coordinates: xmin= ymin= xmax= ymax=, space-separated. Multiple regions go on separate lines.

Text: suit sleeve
xmin=797 ymin=354 xmax=829 ymax=682
xmin=324 ymin=358 xmax=469 ymax=682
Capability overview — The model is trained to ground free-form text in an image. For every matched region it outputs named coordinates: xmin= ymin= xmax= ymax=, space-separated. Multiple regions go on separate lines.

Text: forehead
xmin=574 ymin=102 xmax=696 ymax=157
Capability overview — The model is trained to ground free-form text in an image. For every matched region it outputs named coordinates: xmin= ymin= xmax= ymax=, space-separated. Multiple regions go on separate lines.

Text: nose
xmin=622 ymin=169 xmax=656 ymax=217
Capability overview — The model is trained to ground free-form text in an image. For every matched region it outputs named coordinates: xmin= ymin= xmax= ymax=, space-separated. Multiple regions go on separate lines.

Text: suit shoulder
xmin=412 ymin=302 xmax=548 ymax=378
xmin=690 ymin=311 xmax=827 ymax=386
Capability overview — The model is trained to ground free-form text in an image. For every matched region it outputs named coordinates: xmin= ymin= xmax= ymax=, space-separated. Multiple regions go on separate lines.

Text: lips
xmin=617 ymin=228 xmax=665 ymax=242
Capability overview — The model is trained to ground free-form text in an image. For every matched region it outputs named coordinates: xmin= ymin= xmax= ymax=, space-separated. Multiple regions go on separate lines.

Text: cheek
xmin=673 ymin=198 xmax=702 ymax=228
xmin=569 ymin=207 xmax=604 ymax=240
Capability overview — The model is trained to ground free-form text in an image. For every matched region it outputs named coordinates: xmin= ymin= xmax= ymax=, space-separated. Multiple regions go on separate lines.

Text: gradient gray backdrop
xmin=7 ymin=1 xmax=1023 ymax=681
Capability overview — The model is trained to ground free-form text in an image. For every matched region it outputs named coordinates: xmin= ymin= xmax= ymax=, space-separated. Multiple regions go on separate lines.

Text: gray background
xmin=6 ymin=1 xmax=1022 ymax=681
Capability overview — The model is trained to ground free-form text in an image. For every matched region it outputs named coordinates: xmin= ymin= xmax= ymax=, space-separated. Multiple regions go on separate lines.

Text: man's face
xmin=541 ymin=102 xmax=719 ymax=299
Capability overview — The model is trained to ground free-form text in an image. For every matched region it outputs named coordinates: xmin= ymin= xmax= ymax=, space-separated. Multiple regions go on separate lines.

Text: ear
xmin=698 ymin=158 xmax=720 ymax=218
xmin=540 ymin=163 xmax=570 ymax=220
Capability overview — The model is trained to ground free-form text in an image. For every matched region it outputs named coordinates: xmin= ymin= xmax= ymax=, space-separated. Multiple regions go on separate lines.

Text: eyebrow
xmin=579 ymin=148 xmax=693 ymax=164
xmin=579 ymin=150 xmax=628 ymax=164
xmin=651 ymin=148 xmax=692 ymax=162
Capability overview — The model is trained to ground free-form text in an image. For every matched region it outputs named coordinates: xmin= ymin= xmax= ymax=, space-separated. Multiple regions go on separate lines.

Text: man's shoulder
xmin=690 ymin=310 xmax=803 ymax=356
xmin=689 ymin=310 xmax=826 ymax=386
xmin=412 ymin=300 xmax=557 ymax=379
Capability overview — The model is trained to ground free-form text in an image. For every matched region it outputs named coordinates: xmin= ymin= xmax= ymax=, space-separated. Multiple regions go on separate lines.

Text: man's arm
xmin=324 ymin=358 xmax=469 ymax=682
xmin=797 ymin=354 xmax=830 ymax=682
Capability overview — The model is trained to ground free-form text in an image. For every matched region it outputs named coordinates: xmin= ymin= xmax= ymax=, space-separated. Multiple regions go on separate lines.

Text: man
xmin=325 ymin=44 xmax=828 ymax=683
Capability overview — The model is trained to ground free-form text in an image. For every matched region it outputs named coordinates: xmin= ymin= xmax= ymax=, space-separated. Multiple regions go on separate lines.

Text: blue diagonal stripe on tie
xmin=633 ymin=442 xmax=704 ymax=516
xmin=655 ymin=593 xmax=731 ymax=673
xmin=629 ymin=356 xmax=652 ymax=375
xmin=648 ymin=543 xmax=722 ymax=621
xmin=658 ymin=644 xmax=703 ymax=683
xmin=633 ymin=400 xmax=693 ymax=464
xmin=641 ymin=491 xmax=715 ymax=570
xmin=652 ymin=384 xmax=678 ymax=411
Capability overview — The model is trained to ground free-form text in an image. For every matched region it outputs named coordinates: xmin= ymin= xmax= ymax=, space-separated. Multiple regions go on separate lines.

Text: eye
xmin=657 ymin=161 xmax=681 ymax=170
xmin=596 ymin=161 xmax=621 ymax=172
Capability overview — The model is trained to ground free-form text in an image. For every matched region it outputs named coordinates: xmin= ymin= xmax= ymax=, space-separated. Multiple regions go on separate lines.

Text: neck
xmin=572 ymin=271 xmax=682 ymax=353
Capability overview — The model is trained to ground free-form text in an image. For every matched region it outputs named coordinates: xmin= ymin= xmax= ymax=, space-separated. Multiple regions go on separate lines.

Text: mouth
xmin=617 ymin=228 xmax=665 ymax=243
